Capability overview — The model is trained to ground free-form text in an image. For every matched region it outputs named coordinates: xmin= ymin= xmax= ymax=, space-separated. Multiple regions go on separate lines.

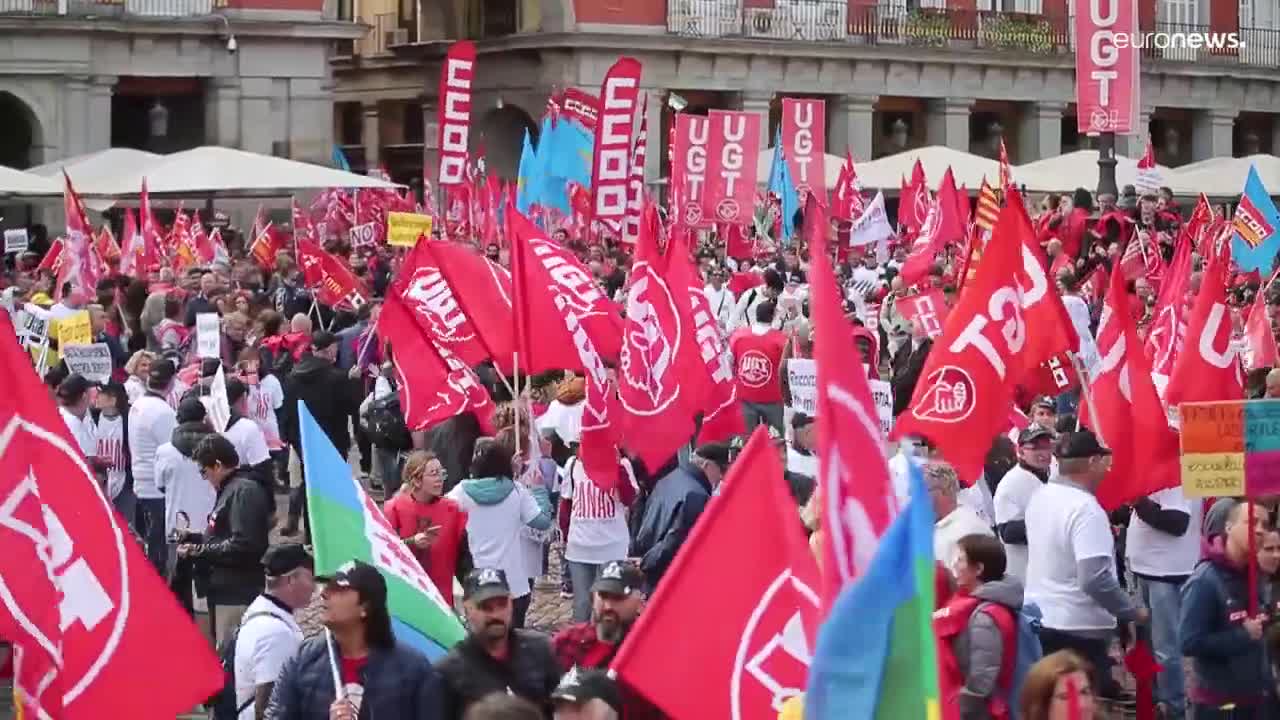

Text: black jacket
xmin=435 ymin=630 xmax=561 ymax=719
xmin=268 ymin=637 xmax=443 ymax=720
xmin=428 ymin=413 xmax=482 ymax=492
xmin=631 ymin=463 xmax=712 ymax=591
xmin=281 ymin=353 xmax=361 ymax=455
xmin=190 ymin=471 xmax=270 ymax=606
xmin=183 ymin=294 xmax=217 ymax=328
xmin=891 ymin=338 xmax=932 ymax=416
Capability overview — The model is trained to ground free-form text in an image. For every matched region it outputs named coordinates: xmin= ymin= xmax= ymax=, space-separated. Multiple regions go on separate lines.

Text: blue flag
xmin=767 ymin=129 xmax=800 ymax=246
xmin=805 ymin=459 xmax=941 ymax=720
xmin=1231 ymin=164 xmax=1280 ymax=273
xmin=331 ymin=145 xmax=352 ymax=172
xmin=516 ymin=129 xmax=537 ymax=214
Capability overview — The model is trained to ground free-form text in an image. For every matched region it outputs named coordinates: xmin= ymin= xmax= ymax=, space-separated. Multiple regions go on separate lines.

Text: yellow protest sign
xmin=1180 ymin=452 xmax=1246 ymax=497
xmin=386 ymin=212 xmax=432 ymax=248
xmin=56 ymin=310 xmax=92 ymax=348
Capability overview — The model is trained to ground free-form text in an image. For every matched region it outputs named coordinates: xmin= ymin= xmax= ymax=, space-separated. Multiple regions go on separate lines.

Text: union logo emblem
xmin=911 ymin=365 xmax=977 ymax=423
xmin=730 ymin=570 xmax=819 ymax=719
xmin=737 ymin=350 xmax=773 ymax=388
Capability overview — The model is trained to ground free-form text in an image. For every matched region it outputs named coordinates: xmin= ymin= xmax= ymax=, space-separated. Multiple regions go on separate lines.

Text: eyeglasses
xmin=423 ymin=466 xmax=446 ymax=477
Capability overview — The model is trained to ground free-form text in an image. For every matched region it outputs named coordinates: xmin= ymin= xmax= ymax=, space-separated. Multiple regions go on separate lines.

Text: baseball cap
xmin=317 ymin=560 xmax=387 ymax=604
xmin=1017 ymin=424 xmax=1054 ymax=446
xmin=791 ymin=412 xmax=815 ymax=431
xmin=591 ymin=560 xmax=645 ymax=597
xmin=1053 ymin=429 xmax=1113 ymax=459
xmin=56 ymin=374 xmax=93 ymax=403
xmin=262 ymin=543 xmax=314 ymax=577
xmin=551 ymin=667 xmax=622 ymax=712
xmin=175 ymin=396 xmax=208 ymax=424
xmin=463 ymin=567 xmax=511 ymax=603
xmin=1030 ymin=396 xmax=1056 ymax=412
xmin=312 ymin=330 xmax=339 ymax=351
xmin=148 ymin=358 xmax=176 ymax=388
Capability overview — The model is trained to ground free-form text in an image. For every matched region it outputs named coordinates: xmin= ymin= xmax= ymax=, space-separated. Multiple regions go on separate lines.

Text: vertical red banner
xmin=589 ymin=57 xmax=643 ymax=227
xmin=671 ymin=113 xmax=711 ymax=229
xmin=780 ymin=98 xmax=826 ymax=199
xmin=1074 ymin=0 xmax=1140 ymax=134
xmin=436 ymin=41 xmax=476 ymax=187
xmin=702 ymin=110 xmax=762 ymax=226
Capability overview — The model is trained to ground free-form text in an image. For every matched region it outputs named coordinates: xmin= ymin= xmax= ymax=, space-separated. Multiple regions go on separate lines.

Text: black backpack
xmin=367 ymin=389 xmax=412 ymax=451
xmin=209 ymin=611 xmax=288 ymax=720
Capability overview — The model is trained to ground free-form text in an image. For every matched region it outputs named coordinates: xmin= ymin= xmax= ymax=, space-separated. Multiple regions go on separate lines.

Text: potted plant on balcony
xmin=978 ymin=12 xmax=1055 ymax=53
xmin=902 ymin=8 xmax=950 ymax=48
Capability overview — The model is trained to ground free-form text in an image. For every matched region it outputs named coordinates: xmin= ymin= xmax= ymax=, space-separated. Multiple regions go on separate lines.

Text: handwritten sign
xmin=63 ymin=343 xmax=113 ymax=383
xmin=386 ymin=212 xmax=433 ymax=248
xmin=4 ymin=228 xmax=28 ymax=254
xmin=196 ymin=313 xmax=221 ymax=359
xmin=14 ymin=307 xmax=49 ymax=349
xmin=56 ymin=310 xmax=92 ymax=348
xmin=787 ymin=358 xmax=893 ymax=435
xmin=350 ymin=222 xmax=378 ymax=249
xmin=1178 ymin=400 xmax=1280 ymax=497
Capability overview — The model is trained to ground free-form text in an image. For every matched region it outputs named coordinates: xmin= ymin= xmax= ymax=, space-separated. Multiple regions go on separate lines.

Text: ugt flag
xmin=300 ymin=402 xmax=466 ymax=659
xmin=806 ymin=459 xmax=942 ymax=720
xmin=0 ymin=313 xmax=223 ymax=719
xmin=1231 ymin=165 xmax=1280 ymax=273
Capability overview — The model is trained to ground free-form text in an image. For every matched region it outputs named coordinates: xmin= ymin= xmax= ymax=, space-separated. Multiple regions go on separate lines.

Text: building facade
xmin=334 ymin=0 xmax=1280 ymax=195
xmin=0 ymin=0 xmax=362 ymax=174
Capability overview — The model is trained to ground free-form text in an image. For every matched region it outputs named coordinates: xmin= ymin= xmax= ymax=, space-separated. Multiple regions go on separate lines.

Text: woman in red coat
xmin=382 ymin=451 xmax=469 ymax=602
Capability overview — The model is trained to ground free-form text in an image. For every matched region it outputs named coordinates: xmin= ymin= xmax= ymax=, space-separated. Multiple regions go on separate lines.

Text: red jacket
xmin=552 ymin=623 xmax=667 ymax=719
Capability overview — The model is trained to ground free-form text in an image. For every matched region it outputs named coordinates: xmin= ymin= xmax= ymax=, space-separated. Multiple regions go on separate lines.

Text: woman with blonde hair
xmin=382 ymin=450 xmax=469 ymax=601
xmin=123 ymin=350 xmax=156 ymax=403
xmin=1018 ymin=650 xmax=1096 ymax=720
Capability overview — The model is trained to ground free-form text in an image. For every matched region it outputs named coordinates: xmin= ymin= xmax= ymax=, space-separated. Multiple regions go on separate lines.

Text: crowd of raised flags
xmin=7 ymin=40 xmax=1280 ymax=720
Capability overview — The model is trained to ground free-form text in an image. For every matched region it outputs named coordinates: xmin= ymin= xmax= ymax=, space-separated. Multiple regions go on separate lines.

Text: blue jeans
xmin=112 ymin=484 xmax=137 ymax=529
xmin=1136 ymin=575 xmax=1186 ymax=718
xmin=567 ymin=561 xmax=601 ymax=623
xmin=136 ymin=497 xmax=168 ymax=574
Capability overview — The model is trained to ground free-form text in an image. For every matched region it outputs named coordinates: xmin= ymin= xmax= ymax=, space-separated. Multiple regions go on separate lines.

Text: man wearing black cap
xmin=993 ymin=424 xmax=1055 ymax=581
xmin=632 ymin=441 xmax=730 ymax=590
xmin=1024 ymin=429 xmax=1148 ymax=699
xmin=233 ymin=544 xmax=315 ymax=720
xmin=1029 ymin=396 xmax=1057 ymax=432
xmin=551 ymin=667 xmax=623 ymax=720
xmin=552 ymin=561 xmax=662 ymax=720
xmin=269 ymin=560 xmax=441 ymax=719
xmin=436 ymin=568 xmax=561 ymax=718
xmin=129 ymin=358 xmax=179 ymax=572
xmin=280 ymin=329 xmax=363 ymax=537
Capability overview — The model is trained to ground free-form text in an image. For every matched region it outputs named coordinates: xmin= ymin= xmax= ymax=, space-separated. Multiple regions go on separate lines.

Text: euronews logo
xmin=1109 ymin=31 xmax=1245 ymax=50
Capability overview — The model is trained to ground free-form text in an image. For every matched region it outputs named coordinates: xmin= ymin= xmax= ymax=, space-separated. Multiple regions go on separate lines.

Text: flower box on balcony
xmin=902 ymin=9 xmax=949 ymax=48
xmin=977 ymin=12 xmax=1056 ymax=53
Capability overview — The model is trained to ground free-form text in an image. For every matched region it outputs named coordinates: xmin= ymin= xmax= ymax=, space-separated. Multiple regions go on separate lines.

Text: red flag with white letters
xmin=780 ymin=98 xmax=826 ymax=201
xmin=1165 ymin=258 xmax=1244 ymax=407
xmin=296 ymin=237 xmax=369 ymax=311
xmin=392 ymin=239 xmax=493 ymax=367
xmin=610 ymin=426 xmax=820 ymax=720
xmin=589 ymin=57 xmax=642 ymax=228
xmin=436 ymin=41 xmax=476 ymax=189
xmin=807 ymin=195 xmax=897 ymax=613
xmin=896 ymin=290 xmax=951 ymax=340
xmin=702 ymin=110 xmax=762 ymax=226
xmin=422 ymin=240 xmax=517 ymax=373
xmin=1080 ymin=260 xmax=1179 ymax=510
xmin=0 ymin=312 xmax=223 ymax=719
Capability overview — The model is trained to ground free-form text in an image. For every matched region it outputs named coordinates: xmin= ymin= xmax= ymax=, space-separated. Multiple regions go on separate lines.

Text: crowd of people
xmin=4 ymin=174 xmax=1280 ymax=720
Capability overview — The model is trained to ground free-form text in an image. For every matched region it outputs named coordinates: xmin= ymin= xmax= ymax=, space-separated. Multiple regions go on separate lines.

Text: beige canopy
xmin=855 ymin=146 xmax=1002 ymax=191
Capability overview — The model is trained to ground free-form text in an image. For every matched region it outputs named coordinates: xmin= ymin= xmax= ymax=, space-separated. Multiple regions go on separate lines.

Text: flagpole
xmin=512 ymin=351 xmax=522 ymax=457
xmin=325 ymin=628 xmax=346 ymax=701
xmin=1068 ymin=351 xmax=1096 ymax=432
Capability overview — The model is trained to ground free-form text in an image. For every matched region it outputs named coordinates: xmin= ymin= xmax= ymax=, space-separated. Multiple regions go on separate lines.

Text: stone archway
xmin=476 ymin=104 xmax=537 ymax=181
xmin=0 ymin=91 xmax=45 ymax=169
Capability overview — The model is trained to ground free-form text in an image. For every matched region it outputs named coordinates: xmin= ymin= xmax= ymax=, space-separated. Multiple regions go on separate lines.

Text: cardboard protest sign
xmin=1178 ymin=400 xmax=1280 ymax=497
xmin=386 ymin=213 xmax=432 ymax=247
xmin=787 ymin=358 xmax=893 ymax=435
xmin=196 ymin=313 xmax=221 ymax=359
xmin=63 ymin=343 xmax=113 ymax=383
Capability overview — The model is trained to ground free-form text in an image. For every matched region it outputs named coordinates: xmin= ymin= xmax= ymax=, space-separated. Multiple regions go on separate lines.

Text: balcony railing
xmin=0 ymin=0 xmax=223 ymax=16
xmin=666 ymin=1 xmax=1280 ymax=67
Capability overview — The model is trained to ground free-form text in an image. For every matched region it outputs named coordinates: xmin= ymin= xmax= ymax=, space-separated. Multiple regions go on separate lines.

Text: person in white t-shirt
xmin=56 ymin=374 xmax=98 ymax=461
xmin=222 ymin=378 xmax=273 ymax=508
xmin=155 ymin=397 xmax=218 ymax=613
xmin=234 ymin=544 xmax=314 ymax=720
xmin=1025 ymin=429 xmax=1148 ymax=699
xmin=924 ymin=461 xmax=994 ymax=573
xmin=557 ymin=454 xmax=639 ymax=623
xmin=703 ymin=268 xmax=737 ymax=334
xmin=1125 ymin=486 xmax=1200 ymax=717
xmin=994 ymin=424 xmax=1055 ymax=581
xmin=129 ymin=359 xmax=180 ymax=572
xmin=93 ymin=384 xmax=132 ymax=521
xmin=446 ymin=438 xmax=552 ymax=629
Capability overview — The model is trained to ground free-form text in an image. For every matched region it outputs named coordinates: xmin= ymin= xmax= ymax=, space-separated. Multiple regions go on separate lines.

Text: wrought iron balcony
xmin=0 ymin=0 xmax=225 ymax=16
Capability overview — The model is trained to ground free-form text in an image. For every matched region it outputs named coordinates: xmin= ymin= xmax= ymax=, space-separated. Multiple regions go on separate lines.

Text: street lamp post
xmin=1096 ymin=131 xmax=1118 ymax=198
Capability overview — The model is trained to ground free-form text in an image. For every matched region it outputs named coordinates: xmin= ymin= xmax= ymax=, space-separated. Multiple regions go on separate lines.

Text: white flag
xmin=850 ymin=192 xmax=894 ymax=250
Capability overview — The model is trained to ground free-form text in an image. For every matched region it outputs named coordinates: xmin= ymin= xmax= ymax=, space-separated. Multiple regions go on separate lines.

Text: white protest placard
xmin=15 ymin=306 xmax=49 ymax=348
xmin=787 ymin=358 xmax=894 ymax=436
xmin=201 ymin=364 xmax=231 ymax=433
xmin=4 ymin=228 xmax=28 ymax=254
xmin=350 ymin=222 xmax=377 ymax=249
xmin=196 ymin=313 xmax=221 ymax=359
xmin=62 ymin=343 xmax=113 ymax=383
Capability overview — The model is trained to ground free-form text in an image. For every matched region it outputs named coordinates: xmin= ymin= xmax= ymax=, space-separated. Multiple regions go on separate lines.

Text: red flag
xmin=807 ymin=194 xmax=897 ymax=612
xmin=296 ymin=237 xmax=369 ymax=310
xmin=896 ymin=290 xmax=951 ymax=340
xmin=589 ymin=57 xmax=642 ymax=228
xmin=1081 ymin=261 xmax=1180 ymax=510
xmin=998 ymin=138 xmax=1013 ymax=191
xmin=1245 ymin=269 xmax=1280 ymax=371
xmin=897 ymin=160 xmax=928 ymax=233
xmin=422 ymin=240 xmax=517 ymax=373
xmin=0 ymin=312 xmax=223 ymax=718
xmin=898 ymin=195 xmax=948 ymax=289
xmin=703 ymin=110 xmax=763 ymax=226
xmin=393 ymin=239 xmax=494 ymax=367
xmin=934 ymin=167 xmax=968 ymax=245
xmin=139 ymin=179 xmax=163 ymax=271
xmin=1145 ymin=230 xmax=1194 ymax=377
xmin=250 ymin=222 xmax=286 ymax=270
xmin=610 ymin=426 xmax=820 ymax=720
xmin=780 ymin=98 xmax=826 ymax=200
xmin=893 ymin=191 xmax=1069 ymax=481
xmin=670 ymin=113 xmax=711 ymax=231
xmin=118 ymin=208 xmax=142 ymax=277
xmin=621 ymin=93 xmax=649 ymax=244
xmin=1165 ymin=259 xmax=1244 ymax=407
xmin=377 ymin=293 xmax=495 ymax=433
xmin=37 ymin=237 xmax=65 ymax=275
xmin=617 ymin=205 xmax=698 ymax=470
xmin=436 ymin=41 xmax=476 ymax=188
xmin=61 ymin=171 xmax=99 ymax=296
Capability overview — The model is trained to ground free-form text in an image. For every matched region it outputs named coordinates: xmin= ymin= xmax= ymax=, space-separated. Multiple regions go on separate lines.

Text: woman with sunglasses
xmin=383 ymin=451 xmax=470 ymax=602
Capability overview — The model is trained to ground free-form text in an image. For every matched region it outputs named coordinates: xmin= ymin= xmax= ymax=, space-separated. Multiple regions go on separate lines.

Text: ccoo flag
xmin=805 ymin=458 xmax=941 ymax=720
xmin=1231 ymin=164 xmax=1280 ymax=273
xmin=300 ymin=402 xmax=466 ymax=659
